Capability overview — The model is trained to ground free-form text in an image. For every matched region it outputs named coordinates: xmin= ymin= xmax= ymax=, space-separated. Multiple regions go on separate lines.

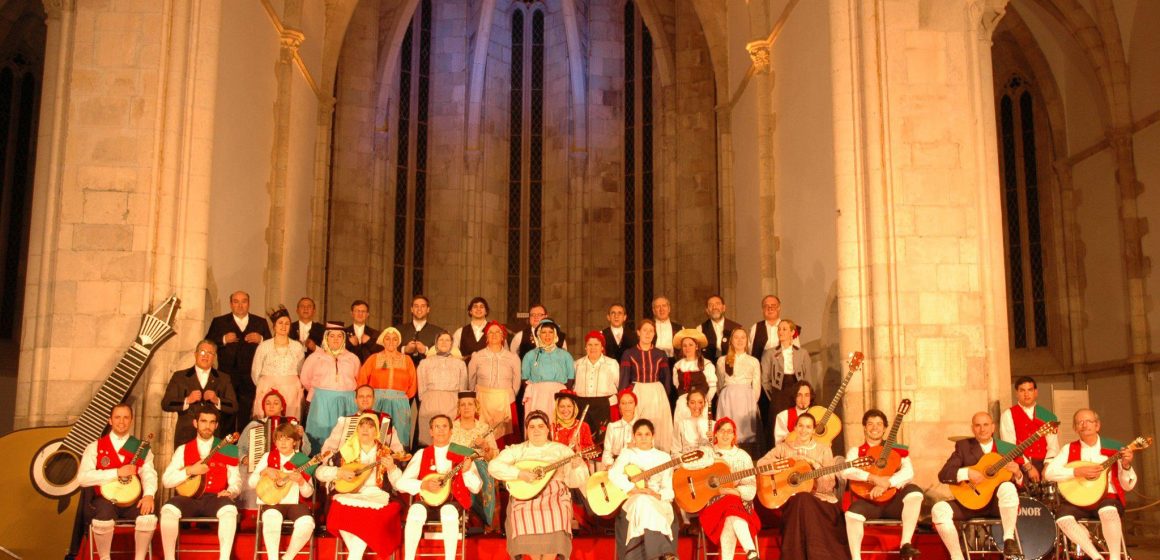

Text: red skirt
xmin=327 ymin=499 xmax=403 ymax=554
xmin=699 ymin=495 xmax=760 ymax=545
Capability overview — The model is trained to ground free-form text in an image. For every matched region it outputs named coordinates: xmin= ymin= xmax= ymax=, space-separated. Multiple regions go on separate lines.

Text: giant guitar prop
xmin=0 ymin=295 xmax=179 ymax=557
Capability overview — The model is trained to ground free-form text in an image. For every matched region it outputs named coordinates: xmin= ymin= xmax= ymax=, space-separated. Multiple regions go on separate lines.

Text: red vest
xmin=267 ymin=450 xmax=312 ymax=482
xmin=1066 ymin=440 xmax=1124 ymax=506
xmin=857 ymin=441 xmax=909 ymax=458
xmin=183 ymin=439 xmax=236 ymax=495
xmin=1010 ymin=406 xmax=1048 ymax=460
xmin=418 ymin=446 xmax=472 ymax=509
xmin=788 ymin=408 xmax=802 ymax=431
xmin=94 ymin=435 xmax=142 ymax=497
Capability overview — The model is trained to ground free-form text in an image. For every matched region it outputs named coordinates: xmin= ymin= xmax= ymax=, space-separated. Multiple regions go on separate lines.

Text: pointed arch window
xmin=623 ymin=1 xmax=654 ymax=320
xmin=507 ymin=3 xmax=545 ymax=321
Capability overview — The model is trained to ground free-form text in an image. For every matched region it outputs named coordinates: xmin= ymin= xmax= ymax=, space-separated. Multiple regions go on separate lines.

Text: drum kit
xmin=972 ymin=480 xmax=1084 ymax=560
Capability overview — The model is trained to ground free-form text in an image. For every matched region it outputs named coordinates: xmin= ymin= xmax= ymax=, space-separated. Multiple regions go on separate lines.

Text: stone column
xmin=265 ymin=25 xmax=306 ymax=309
xmin=748 ymin=39 xmax=778 ymax=299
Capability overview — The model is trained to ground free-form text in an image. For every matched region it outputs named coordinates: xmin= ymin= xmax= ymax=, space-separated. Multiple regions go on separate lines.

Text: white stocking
xmin=262 ymin=508 xmax=285 ymax=560
xmin=135 ymin=515 xmax=157 ymax=560
xmin=440 ymin=505 xmax=460 ymax=559
xmin=719 ymin=517 xmax=738 ymax=558
xmin=730 ymin=517 xmax=756 ymax=553
xmin=159 ymin=505 xmax=182 ymax=560
xmin=901 ymin=492 xmax=922 ymax=545
xmin=405 ymin=503 xmax=429 ymax=560
xmin=931 ymin=501 xmax=964 ymax=560
xmin=1098 ymin=506 xmax=1123 ymax=560
xmin=845 ymin=511 xmax=865 ymax=560
xmin=216 ymin=506 xmax=238 ymax=560
xmin=1056 ymin=515 xmax=1102 ymax=559
xmin=90 ymin=518 xmax=116 ymax=560
xmin=283 ymin=516 xmax=315 ymax=559
xmin=341 ymin=530 xmax=367 ymax=560
xmin=996 ymin=482 xmax=1019 ymax=541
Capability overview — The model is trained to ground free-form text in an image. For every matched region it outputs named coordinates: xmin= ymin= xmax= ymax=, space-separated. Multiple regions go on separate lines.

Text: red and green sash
xmin=267 ymin=450 xmax=317 ymax=482
xmin=1067 ymin=437 xmax=1125 ymax=506
xmin=183 ymin=437 xmax=239 ymax=495
xmin=418 ymin=445 xmax=472 ymax=509
xmin=1010 ymin=405 xmax=1057 ymax=460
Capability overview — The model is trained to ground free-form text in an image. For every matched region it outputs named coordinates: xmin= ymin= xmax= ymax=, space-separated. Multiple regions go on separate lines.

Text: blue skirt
xmin=374 ymin=389 xmax=412 ymax=448
xmin=306 ymin=388 xmax=355 ymax=452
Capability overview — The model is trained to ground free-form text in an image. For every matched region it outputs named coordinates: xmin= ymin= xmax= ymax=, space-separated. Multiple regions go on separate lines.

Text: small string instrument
xmin=849 ymin=399 xmax=912 ymax=503
xmin=255 ymin=451 xmax=332 ymax=505
xmin=418 ymin=452 xmax=481 ymax=506
xmin=174 ymin=433 xmax=240 ymax=498
xmin=506 ymin=446 xmax=601 ymax=500
xmin=98 ymin=433 xmax=155 ymax=507
xmin=1058 ymin=436 xmax=1152 ymax=507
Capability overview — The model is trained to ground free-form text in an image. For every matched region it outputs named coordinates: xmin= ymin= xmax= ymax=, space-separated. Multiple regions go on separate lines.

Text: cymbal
xmin=947 ymin=435 xmax=972 ymax=442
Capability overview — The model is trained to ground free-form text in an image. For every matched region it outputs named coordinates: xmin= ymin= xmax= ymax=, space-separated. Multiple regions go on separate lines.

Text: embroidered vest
xmin=183 ymin=438 xmax=238 ymax=495
xmin=1067 ymin=439 xmax=1125 ymax=505
xmin=418 ymin=446 xmax=472 ymax=509
xmin=1009 ymin=405 xmax=1056 ymax=460
xmin=94 ymin=435 xmax=143 ymax=497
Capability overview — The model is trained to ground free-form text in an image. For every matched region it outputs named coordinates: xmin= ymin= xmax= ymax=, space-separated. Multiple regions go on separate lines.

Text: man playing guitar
xmin=930 ymin=412 xmax=1025 ymax=560
xmin=77 ymin=403 xmax=157 ymax=560
xmin=159 ymin=408 xmax=240 ymax=560
xmin=842 ymin=409 xmax=923 ymax=560
xmin=999 ymin=376 xmax=1059 ymax=480
xmin=396 ymin=415 xmax=482 ymax=560
xmin=1044 ymin=408 xmax=1136 ymax=560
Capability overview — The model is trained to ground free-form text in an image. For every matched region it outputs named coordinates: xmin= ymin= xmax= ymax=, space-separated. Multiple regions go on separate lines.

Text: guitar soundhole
xmin=875 ymin=458 xmax=887 ymax=469
xmin=815 ymin=426 xmax=825 ymax=436
xmin=44 ymin=452 xmax=80 ymax=486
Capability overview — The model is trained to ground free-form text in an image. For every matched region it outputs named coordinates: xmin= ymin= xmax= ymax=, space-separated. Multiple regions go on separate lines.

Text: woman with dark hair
xmin=251 ymin=306 xmax=305 ymax=418
xmin=773 ymin=380 xmax=814 ymax=447
xmin=760 ymin=319 xmax=817 ymax=428
xmin=521 ymin=319 xmax=574 ymax=418
xmin=453 ymin=296 xmax=491 ymax=357
xmin=618 ymin=319 xmax=673 ymax=451
xmin=467 ymin=321 xmax=521 ymax=443
xmin=672 ymin=328 xmax=717 ymax=425
xmin=609 ymin=419 xmax=677 ymax=560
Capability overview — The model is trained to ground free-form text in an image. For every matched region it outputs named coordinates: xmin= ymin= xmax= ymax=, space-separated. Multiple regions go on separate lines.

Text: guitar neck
xmin=1099 ymin=451 xmax=1124 ymax=471
xmin=631 ymin=458 xmax=682 ymax=482
xmin=818 ymin=370 xmax=855 ymax=426
xmin=879 ymin=412 xmax=906 ymax=457
xmin=798 ymin=461 xmax=852 ymax=482
xmin=988 ymin=433 xmax=1046 ymax=474
xmin=719 ymin=461 xmax=779 ymax=485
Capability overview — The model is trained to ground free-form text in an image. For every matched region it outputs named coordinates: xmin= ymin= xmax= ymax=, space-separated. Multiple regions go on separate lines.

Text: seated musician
xmin=930 ymin=411 xmax=1025 ymax=560
xmin=772 ymin=380 xmax=813 ymax=447
xmin=397 ymin=415 xmax=483 ymax=560
xmin=608 ymin=419 xmax=677 ymax=560
xmin=450 ymin=392 xmax=500 ymax=531
xmin=159 ymin=408 xmax=240 ymax=560
xmin=552 ymin=390 xmax=596 ymax=531
xmin=249 ymin=422 xmax=316 ymax=560
xmin=671 ymin=388 xmax=711 ymax=454
xmin=1044 ymin=408 xmax=1136 ymax=560
xmin=77 ymin=403 xmax=157 ymax=560
xmin=488 ymin=410 xmax=589 ymax=560
xmin=321 ymin=384 xmax=408 ymax=458
xmin=700 ymin=418 xmax=760 ymax=560
xmin=757 ymin=412 xmax=846 ymax=560
xmin=601 ymin=389 xmax=639 ymax=471
xmin=998 ymin=376 xmax=1059 ymax=481
xmin=238 ymin=389 xmax=309 ymax=510
xmin=314 ymin=413 xmax=403 ymax=560
xmin=842 ymin=409 xmax=923 ymax=560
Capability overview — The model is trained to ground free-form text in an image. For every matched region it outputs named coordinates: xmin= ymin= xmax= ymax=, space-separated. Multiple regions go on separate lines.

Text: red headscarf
xmin=616 ymin=388 xmax=638 ymax=405
xmin=584 ymin=330 xmax=606 ymax=349
xmin=713 ymin=417 xmax=738 ymax=445
xmin=483 ymin=320 xmax=508 ymax=339
xmin=262 ymin=388 xmax=287 ymax=413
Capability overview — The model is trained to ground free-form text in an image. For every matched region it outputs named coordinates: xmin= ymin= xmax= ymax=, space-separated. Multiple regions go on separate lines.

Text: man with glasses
xmin=509 ymin=304 xmax=567 ymax=358
xmin=600 ymin=304 xmax=636 ymax=362
xmin=162 ymin=340 xmax=239 ymax=448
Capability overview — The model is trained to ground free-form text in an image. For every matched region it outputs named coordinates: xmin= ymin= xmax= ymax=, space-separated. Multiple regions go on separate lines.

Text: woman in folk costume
xmin=300 ymin=321 xmax=360 ymax=451
xmin=521 ymin=319 xmax=575 ymax=418
xmin=760 ymin=319 xmax=818 ymax=426
xmin=773 ymin=380 xmax=814 ymax=447
xmin=416 ymin=332 xmax=468 ymax=446
xmin=249 ymin=422 xmax=318 ymax=560
xmin=699 ymin=418 xmax=761 ymax=560
xmin=314 ymin=413 xmax=404 ymax=560
xmin=467 ymin=321 xmax=522 ymax=444
xmin=600 ymin=389 xmax=640 ymax=471
xmin=450 ymin=392 xmax=500 ymax=530
xmin=715 ymin=328 xmax=762 ymax=449
xmin=357 ymin=327 xmax=418 ymax=446
xmin=488 ymin=411 xmax=590 ymax=559
xmin=671 ymin=387 xmax=712 ymax=455
xmin=238 ymin=389 xmax=310 ymax=510
xmin=758 ymin=412 xmax=848 ymax=560
xmin=608 ymin=419 xmax=678 ymax=560
xmin=618 ymin=319 xmax=674 ymax=451
xmin=572 ymin=330 xmax=621 ymax=444
xmin=551 ymin=390 xmax=597 ymax=531
xmin=251 ymin=306 xmax=306 ymax=419
xmin=672 ymin=328 xmax=717 ymax=426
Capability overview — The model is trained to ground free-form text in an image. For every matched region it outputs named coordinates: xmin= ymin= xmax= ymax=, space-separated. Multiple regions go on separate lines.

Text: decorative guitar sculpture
xmin=1058 ymin=436 xmax=1152 ymax=507
xmin=849 ymin=399 xmax=912 ymax=503
xmin=787 ymin=351 xmax=864 ymax=445
xmin=586 ymin=449 xmax=704 ymax=516
xmin=949 ymin=421 xmax=1059 ymax=510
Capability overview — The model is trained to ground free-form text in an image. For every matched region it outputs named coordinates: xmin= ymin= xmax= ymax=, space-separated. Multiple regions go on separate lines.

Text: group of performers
xmin=81 ymin=311 xmax=1143 ymax=560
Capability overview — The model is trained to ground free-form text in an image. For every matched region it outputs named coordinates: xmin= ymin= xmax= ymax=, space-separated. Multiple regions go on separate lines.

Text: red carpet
xmin=81 ymin=524 xmax=951 ymax=559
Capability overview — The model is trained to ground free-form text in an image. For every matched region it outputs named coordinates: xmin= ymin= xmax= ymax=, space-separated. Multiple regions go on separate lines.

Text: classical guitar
xmin=787 ymin=351 xmax=864 ymax=445
xmin=949 ymin=421 xmax=1060 ymax=510
xmin=174 ymin=433 xmax=240 ymax=498
xmin=672 ymin=456 xmax=790 ymax=513
xmin=587 ymin=450 xmax=704 ymax=516
xmin=255 ymin=451 xmax=332 ymax=505
xmin=1058 ymin=436 xmax=1152 ymax=507
xmin=505 ymin=446 xmax=601 ymax=500
xmin=849 ymin=399 xmax=912 ymax=503
xmin=0 ymin=295 xmax=179 ymax=556
xmin=757 ymin=456 xmax=872 ymax=509
xmin=418 ymin=452 xmax=481 ymax=507
xmin=98 ymin=433 xmax=155 ymax=507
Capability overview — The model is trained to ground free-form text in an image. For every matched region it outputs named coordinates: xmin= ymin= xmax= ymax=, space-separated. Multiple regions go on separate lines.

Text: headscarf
xmin=583 ymin=330 xmax=606 ymax=349
xmin=554 ymin=390 xmax=580 ymax=427
xmin=713 ymin=417 xmax=738 ymax=448
xmin=323 ymin=321 xmax=346 ymax=356
xmin=375 ymin=326 xmax=403 ymax=349
xmin=338 ymin=413 xmax=381 ymax=464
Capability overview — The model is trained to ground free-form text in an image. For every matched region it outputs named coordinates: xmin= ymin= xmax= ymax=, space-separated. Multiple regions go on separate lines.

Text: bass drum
xmin=991 ymin=497 xmax=1057 ymax=560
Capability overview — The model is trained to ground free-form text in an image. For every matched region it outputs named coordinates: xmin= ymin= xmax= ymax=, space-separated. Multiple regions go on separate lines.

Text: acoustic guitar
xmin=786 ymin=351 xmax=864 ymax=446
xmin=757 ymin=456 xmax=872 ymax=509
xmin=849 ymin=399 xmax=912 ymax=503
xmin=418 ymin=452 xmax=481 ymax=507
xmin=174 ymin=433 xmax=240 ymax=498
xmin=949 ymin=421 xmax=1059 ymax=510
xmin=587 ymin=450 xmax=704 ymax=516
xmin=505 ymin=446 xmax=601 ymax=500
xmin=1058 ymin=436 xmax=1152 ymax=507
xmin=255 ymin=451 xmax=332 ymax=505
xmin=0 ymin=295 xmax=179 ymax=556
xmin=98 ymin=433 xmax=155 ymax=507
xmin=672 ymin=456 xmax=790 ymax=513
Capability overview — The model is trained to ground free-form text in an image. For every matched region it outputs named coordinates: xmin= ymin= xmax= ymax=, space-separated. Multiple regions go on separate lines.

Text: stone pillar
xmin=265 ymin=23 xmax=306 ymax=309
xmin=749 ymin=39 xmax=777 ymax=299
xmin=830 ymin=0 xmax=1012 ymax=486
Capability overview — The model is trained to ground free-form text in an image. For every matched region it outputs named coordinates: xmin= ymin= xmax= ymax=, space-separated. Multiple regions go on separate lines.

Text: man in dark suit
xmin=344 ymin=299 xmax=382 ymax=363
xmin=601 ymin=303 xmax=637 ymax=362
xmin=204 ymin=290 xmax=270 ymax=432
xmin=396 ymin=294 xmax=445 ymax=367
xmin=293 ymin=296 xmax=325 ymax=354
xmin=930 ymin=411 xmax=1025 ymax=560
xmin=160 ymin=340 xmax=239 ymax=444
xmin=697 ymin=294 xmax=742 ymax=363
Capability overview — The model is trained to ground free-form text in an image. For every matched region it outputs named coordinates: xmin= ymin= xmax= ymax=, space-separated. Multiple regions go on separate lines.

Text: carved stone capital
xmin=970 ymin=0 xmax=1010 ymax=39
xmin=280 ymin=29 xmax=306 ymax=52
xmin=746 ymin=39 xmax=771 ymax=75
xmin=42 ymin=0 xmax=75 ymax=19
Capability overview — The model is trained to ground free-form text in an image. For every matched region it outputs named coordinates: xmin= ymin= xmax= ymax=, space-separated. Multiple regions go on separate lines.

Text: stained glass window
xmin=507 ymin=4 xmax=545 ymax=321
xmin=624 ymin=2 xmax=655 ymax=320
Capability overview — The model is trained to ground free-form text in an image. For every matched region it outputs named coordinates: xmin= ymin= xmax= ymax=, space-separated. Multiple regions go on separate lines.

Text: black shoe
xmin=899 ymin=542 xmax=921 ymax=558
xmin=1002 ymin=538 xmax=1023 ymax=559
xmin=746 ymin=552 xmax=760 ymax=560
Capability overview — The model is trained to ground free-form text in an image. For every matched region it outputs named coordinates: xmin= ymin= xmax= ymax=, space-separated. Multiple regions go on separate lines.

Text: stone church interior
xmin=0 ymin=0 xmax=1158 ymax=556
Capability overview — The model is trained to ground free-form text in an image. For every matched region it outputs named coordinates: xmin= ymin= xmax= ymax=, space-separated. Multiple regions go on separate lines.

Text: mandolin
xmin=98 ymin=433 xmax=155 ymax=507
xmin=587 ymin=449 xmax=704 ymax=516
xmin=505 ymin=446 xmax=601 ymax=500
xmin=849 ymin=399 xmax=912 ymax=503
xmin=418 ymin=452 xmax=481 ymax=507
xmin=174 ymin=433 xmax=240 ymax=498
xmin=255 ymin=451 xmax=331 ymax=505
xmin=949 ymin=421 xmax=1059 ymax=510
xmin=757 ymin=456 xmax=873 ymax=509
xmin=1058 ymin=436 xmax=1152 ymax=507
xmin=787 ymin=351 xmax=864 ymax=446
xmin=672 ymin=456 xmax=790 ymax=513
